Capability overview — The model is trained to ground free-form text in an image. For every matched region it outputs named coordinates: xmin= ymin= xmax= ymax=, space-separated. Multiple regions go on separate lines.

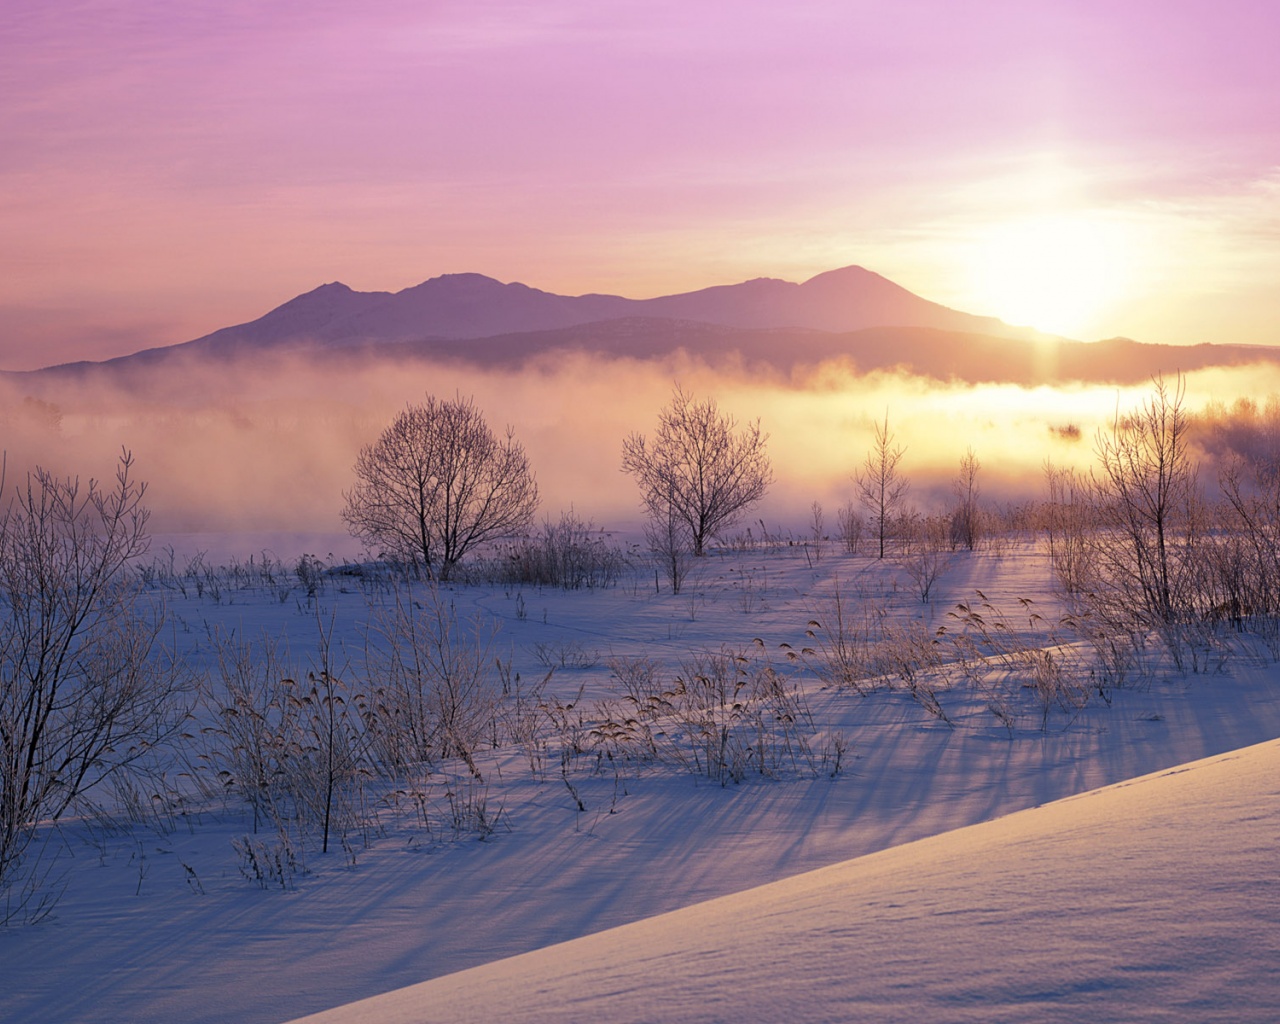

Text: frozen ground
xmin=1 ymin=539 xmax=1278 ymax=1023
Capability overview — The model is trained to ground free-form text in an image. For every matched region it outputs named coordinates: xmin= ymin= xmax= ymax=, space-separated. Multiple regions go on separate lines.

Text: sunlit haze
xmin=960 ymin=211 xmax=1137 ymax=337
xmin=2 ymin=1 xmax=1278 ymax=369
xmin=5 ymin=344 xmax=1278 ymax=543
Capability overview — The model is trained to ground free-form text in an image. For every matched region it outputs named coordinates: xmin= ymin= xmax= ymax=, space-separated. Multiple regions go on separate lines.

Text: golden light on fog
xmin=6 ymin=349 xmax=1278 ymax=543
xmin=964 ymin=212 xmax=1137 ymax=339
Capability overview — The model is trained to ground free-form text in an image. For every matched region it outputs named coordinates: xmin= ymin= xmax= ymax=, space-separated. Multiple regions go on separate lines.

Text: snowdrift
xmin=290 ymin=739 xmax=1280 ymax=1024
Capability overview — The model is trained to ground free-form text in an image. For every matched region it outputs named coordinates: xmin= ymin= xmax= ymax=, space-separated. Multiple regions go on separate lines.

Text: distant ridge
xmin=8 ymin=266 xmax=1279 ymax=387
xmin=28 ymin=266 xmax=1047 ymax=371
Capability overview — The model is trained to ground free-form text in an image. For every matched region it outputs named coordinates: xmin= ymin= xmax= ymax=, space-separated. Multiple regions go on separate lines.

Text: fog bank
xmin=3 ymin=348 xmax=1276 ymax=556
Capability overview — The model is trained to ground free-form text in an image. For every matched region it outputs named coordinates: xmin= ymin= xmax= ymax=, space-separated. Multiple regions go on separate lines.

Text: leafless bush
xmin=1191 ymin=393 xmax=1280 ymax=480
xmin=803 ymin=582 xmax=881 ymax=694
xmin=810 ymin=611 xmax=948 ymax=724
xmin=590 ymin=649 xmax=822 ymax=784
xmin=662 ymin=647 xmax=818 ymax=784
xmin=498 ymin=668 xmax=554 ymax=779
xmin=487 ymin=511 xmax=625 ymax=590
xmin=361 ymin=586 xmax=502 ymax=781
xmin=836 ymin=501 xmax=864 ymax=554
xmin=1091 ymin=374 xmax=1201 ymax=626
xmin=808 ymin=501 xmax=825 ymax=562
xmin=295 ymin=553 xmax=326 ymax=600
xmin=731 ymin=564 xmax=767 ymax=615
xmin=535 ymin=685 xmax=590 ymax=775
xmin=532 ymin=639 xmax=599 ymax=670
xmin=201 ymin=630 xmax=298 ymax=833
xmin=217 ymin=551 xmax=292 ymax=594
xmin=1042 ymin=461 xmax=1097 ymax=595
xmin=1057 ymin=605 xmax=1141 ymax=693
xmin=295 ymin=617 xmax=374 ymax=854
xmin=1218 ymin=455 xmax=1280 ymax=624
xmin=606 ymin=655 xmax=667 ymax=709
xmin=870 ymin=618 xmax=946 ymax=691
xmin=804 ymin=578 xmax=946 ymax=715
xmin=726 ymin=520 xmax=790 ymax=555
xmin=898 ymin=514 xmax=952 ymax=603
xmin=231 ymin=832 xmax=303 ymax=891
xmin=442 ymin=780 xmax=504 ymax=840
xmin=203 ymin=616 xmax=373 ymax=857
xmin=1043 ymin=377 xmax=1217 ymax=670
xmin=984 ymin=501 xmax=1039 ymax=549
xmin=587 ymin=657 xmax=664 ymax=766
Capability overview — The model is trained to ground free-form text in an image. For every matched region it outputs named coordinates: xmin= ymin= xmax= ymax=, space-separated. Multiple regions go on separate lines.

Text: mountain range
xmin=10 ymin=265 xmax=1278 ymax=386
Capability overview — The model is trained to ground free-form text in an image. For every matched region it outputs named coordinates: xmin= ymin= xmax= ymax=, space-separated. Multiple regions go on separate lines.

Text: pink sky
xmin=2 ymin=0 xmax=1278 ymax=370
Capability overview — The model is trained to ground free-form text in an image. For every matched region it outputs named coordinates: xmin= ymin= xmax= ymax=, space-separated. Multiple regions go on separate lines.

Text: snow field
xmin=1 ymin=540 xmax=1277 ymax=1023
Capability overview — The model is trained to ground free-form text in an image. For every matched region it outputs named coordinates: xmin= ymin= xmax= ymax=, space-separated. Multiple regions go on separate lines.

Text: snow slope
xmin=291 ymin=739 xmax=1280 ymax=1024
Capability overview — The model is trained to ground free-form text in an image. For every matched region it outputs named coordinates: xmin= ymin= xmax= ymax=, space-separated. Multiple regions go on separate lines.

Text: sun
xmin=963 ymin=212 xmax=1136 ymax=338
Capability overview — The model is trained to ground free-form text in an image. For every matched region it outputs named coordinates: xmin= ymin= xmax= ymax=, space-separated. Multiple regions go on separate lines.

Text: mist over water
xmin=3 ymin=348 xmax=1278 ymax=559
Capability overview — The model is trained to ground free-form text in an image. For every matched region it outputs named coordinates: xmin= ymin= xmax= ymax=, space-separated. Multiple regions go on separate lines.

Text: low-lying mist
xmin=4 ymin=347 xmax=1279 ymax=557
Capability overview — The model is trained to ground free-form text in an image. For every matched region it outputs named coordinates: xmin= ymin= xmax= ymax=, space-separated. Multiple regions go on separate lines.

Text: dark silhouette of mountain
xmin=33 ymin=266 xmax=1046 ymax=371
xmin=8 ymin=266 xmax=1279 ymax=389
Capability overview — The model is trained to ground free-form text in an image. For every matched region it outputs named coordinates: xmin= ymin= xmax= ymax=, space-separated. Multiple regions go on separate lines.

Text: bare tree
xmin=644 ymin=490 xmax=695 ymax=595
xmin=0 ymin=452 xmax=185 ymax=917
xmin=343 ymin=395 xmax=539 ymax=581
xmin=622 ymin=387 xmax=772 ymax=557
xmin=950 ymin=447 xmax=981 ymax=551
xmin=1092 ymin=375 xmax=1200 ymax=624
xmin=809 ymin=501 xmax=825 ymax=562
xmin=856 ymin=413 xmax=910 ymax=559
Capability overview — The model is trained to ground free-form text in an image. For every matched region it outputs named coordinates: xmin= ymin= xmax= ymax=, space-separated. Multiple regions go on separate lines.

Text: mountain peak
xmin=279 ymin=281 xmax=356 ymax=304
xmin=802 ymin=264 xmax=872 ymax=281
xmin=801 ymin=265 xmax=908 ymax=293
xmin=405 ymin=272 xmax=502 ymax=289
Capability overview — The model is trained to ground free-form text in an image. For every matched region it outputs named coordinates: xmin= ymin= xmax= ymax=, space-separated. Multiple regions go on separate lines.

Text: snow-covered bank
xmin=292 ymin=738 xmax=1280 ymax=1024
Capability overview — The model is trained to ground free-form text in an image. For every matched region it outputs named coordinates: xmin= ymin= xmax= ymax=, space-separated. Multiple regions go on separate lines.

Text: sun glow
xmin=964 ymin=212 xmax=1138 ymax=339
